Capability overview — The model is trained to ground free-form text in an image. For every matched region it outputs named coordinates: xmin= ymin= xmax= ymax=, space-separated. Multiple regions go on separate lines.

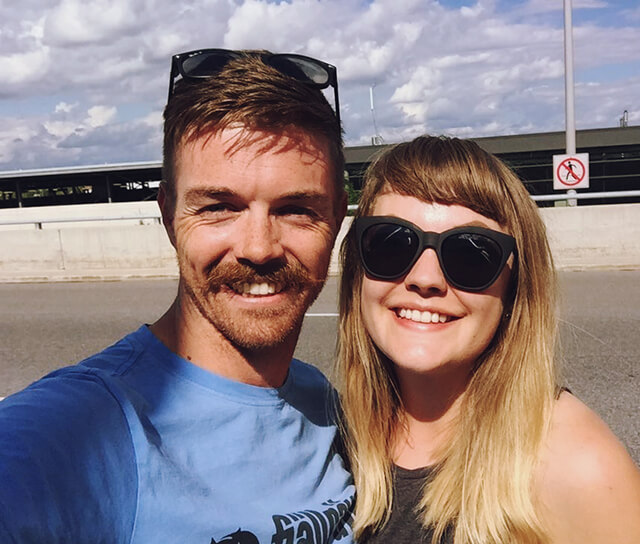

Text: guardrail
xmin=346 ymin=190 xmax=640 ymax=211
xmin=530 ymin=190 xmax=640 ymax=202
xmin=0 ymin=215 xmax=162 ymax=229
xmin=1 ymin=190 xmax=639 ymax=226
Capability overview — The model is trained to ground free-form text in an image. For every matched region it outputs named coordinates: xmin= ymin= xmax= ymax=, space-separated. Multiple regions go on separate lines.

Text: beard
xmin=180 ymin=258 xmax=327 ymax=353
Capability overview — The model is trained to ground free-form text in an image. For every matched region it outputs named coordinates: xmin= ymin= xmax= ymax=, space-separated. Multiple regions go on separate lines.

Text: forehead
xmin=174 ymin=126 xmax=336 ymax=199
xmin=371 ymin=192 xmax=504 ymax=232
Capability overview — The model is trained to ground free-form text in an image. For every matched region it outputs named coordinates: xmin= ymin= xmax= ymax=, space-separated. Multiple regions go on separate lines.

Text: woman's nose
xmin=403 ymin=248 xmax=448 ymax=295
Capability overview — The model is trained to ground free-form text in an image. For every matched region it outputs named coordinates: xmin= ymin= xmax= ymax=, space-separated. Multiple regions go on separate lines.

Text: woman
xmin=337 ymin=135 xmax=640 ymax=543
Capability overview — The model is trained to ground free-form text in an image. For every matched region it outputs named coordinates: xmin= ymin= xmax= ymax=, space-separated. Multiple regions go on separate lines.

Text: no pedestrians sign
xmin=553 ymin=153 xmax=589 ymax=190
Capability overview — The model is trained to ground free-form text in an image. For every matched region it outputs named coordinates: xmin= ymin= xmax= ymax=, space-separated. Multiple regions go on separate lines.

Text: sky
xmin=0 ymin=0 xmax=638 ymax=171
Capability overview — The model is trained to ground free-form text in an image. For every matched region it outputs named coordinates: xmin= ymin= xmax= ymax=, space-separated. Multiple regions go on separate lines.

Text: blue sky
xmin=0 ymin=0 xmax=638 ymax=171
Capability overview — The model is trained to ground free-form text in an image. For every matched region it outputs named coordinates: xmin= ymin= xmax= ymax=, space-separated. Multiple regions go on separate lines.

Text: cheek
xmin=287 ymin=229 xmax=337 ymax=275
xmin=463 ymin=293 xmax=506 ymax=350
xmin=470 ymin=265 xmax=512 ymax=324
xmin=177 ymin=227 xmax=227 ymax=268
xmin=360 ymin=279 xmax=389 ymax=342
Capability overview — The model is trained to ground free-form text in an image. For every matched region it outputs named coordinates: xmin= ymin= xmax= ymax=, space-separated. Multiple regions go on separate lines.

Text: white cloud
xmin=0 ymin=48 xmax=50 ymax=87
xmin=0 ymin=120 xmax=39 ymax=166
xmin=55 ymin=101 xmax=77 ymax=114
xmin=43 ymin=0 xmax=140 ymax=46
xmin=141 ymin=110 xmax=163 ymax=128
xmin=391 ymin=66 xmax=442 ymax=104
xmin=0 ymin=0 xmax=638 ymax=170
xmin=43 ymin=120 xmax=78 ymax=138
xmin=517 ymin=0 xmax=607 ymax=16
xmin=225 ymin=0 xmax=337 ymax=51
xmin=86 ymin=105 xmax=117 ymax=128
xmin=19 ymin=16 xmax=45 ymax=42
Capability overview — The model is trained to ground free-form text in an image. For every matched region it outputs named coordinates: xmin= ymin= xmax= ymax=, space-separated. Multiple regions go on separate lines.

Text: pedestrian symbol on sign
xmin=553 ymin=153 xmax=589 ymax=190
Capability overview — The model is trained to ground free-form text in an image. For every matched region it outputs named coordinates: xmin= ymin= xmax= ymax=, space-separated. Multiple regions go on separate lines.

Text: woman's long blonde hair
xmin=337 ymin=136 xmax=559 ymax=543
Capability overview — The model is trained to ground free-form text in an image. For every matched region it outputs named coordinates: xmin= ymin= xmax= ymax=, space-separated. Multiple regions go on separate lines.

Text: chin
xmin=389 ymin=352 xmax=475 ymax=379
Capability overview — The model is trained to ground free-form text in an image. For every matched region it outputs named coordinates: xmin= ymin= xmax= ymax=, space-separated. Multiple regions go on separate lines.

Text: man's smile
xmin=231 ymin=282 xmax=284 ymax=296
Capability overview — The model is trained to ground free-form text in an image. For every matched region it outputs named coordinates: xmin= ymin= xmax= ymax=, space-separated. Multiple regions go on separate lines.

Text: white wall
xmin=540 ymin=204 xmax=640 ymax=269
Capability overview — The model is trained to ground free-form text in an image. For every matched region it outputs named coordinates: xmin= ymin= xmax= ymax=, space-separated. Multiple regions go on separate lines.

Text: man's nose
xmin=403 ymin=248 xmax=448 ymax=294
xmin=234 ymin=212 xmax=285 ymax=266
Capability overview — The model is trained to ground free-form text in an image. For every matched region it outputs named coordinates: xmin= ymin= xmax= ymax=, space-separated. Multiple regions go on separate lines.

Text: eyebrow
xmin=277 ymin=191 xmax=332 ymax=207
xmin=183 ymin=187 xmax=236 ymax=207
xmin=182 ymin=187 xmax=332 ymax=208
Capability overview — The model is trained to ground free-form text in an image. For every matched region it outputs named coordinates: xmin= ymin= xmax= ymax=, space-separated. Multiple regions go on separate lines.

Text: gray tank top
xmin=363 ymin=465 xmax=453 ymax=543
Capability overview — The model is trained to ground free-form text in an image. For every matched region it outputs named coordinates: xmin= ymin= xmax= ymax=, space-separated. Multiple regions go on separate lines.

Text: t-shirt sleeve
xmin=0 ymin=370 xmax=137 ymax=543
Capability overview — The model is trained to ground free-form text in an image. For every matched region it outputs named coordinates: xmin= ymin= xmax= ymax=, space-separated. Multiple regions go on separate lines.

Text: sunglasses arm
xmin=167 ymin=56 xmax=181 ymax=104
xmin=333 ymin=84 xmax=341 ymax=130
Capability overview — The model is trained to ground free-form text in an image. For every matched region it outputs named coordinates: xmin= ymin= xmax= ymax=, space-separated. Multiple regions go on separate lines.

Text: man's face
xmin=162 ymin=126 xmax=344 ymax=353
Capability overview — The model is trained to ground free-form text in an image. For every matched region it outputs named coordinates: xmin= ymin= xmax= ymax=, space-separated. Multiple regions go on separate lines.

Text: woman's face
xmin=360 ymin=192 xmax=513 ymax=379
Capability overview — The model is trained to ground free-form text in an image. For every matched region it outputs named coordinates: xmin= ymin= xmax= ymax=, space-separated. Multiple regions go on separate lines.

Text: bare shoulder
xmin=536 ymin=391 xmax=640 ymax=543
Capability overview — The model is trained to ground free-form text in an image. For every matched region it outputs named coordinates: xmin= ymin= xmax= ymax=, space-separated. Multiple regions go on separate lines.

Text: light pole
xmin=564 ymin=0 xmax=577 ymax=205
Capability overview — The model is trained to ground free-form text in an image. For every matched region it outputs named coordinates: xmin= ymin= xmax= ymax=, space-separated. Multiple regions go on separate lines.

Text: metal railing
xmin=529 ymin=190 xmax=640 ymax=202
xmin=0 ymin=214 xmax=162 ymax=229
xmin=346 ymin=190 xmax=640 ymax=211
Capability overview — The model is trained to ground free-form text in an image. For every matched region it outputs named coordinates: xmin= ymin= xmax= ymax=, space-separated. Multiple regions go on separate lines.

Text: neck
xmin=392 ymin=364 xmax=471 ymax=469
xmin=150 ymin=297 xmax=297 ymax=388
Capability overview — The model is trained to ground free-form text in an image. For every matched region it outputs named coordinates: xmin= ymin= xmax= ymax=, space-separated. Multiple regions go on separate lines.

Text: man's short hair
xmin=162 ymin=51 xmax=344 ymax=198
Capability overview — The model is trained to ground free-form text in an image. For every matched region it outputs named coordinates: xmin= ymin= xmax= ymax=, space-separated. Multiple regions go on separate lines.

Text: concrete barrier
xmin=540 ymin=204 xmax=640 ymax=269
xmin=0 ymin=202 xmax=638 ymax=281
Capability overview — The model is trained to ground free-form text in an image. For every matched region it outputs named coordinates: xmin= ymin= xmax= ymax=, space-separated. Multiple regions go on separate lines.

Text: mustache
xmin=205 ymin=260 xmax=322 ymax=291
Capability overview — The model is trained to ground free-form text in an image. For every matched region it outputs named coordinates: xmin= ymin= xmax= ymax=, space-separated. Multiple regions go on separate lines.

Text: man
xmin=0 ymin=50 xmax=354 ymax=543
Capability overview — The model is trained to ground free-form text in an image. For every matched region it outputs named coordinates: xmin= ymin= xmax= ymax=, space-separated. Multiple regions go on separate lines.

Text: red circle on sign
xmin=556 ymin=158 xmax=585 ymax=186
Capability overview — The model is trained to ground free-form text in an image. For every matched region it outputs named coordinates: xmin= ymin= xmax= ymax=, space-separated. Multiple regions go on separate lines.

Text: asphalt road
xmin=1 ymin=270 xmax=638 ymax=464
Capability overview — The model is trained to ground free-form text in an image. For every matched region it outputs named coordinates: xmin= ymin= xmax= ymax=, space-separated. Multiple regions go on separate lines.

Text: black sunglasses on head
xmin=167 ymin=48 xmax=340 ymax=125
xmin=355 ymin=216 xmax=516 ymax=292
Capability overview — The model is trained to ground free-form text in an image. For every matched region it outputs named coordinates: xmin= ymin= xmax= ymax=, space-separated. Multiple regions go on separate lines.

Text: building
xmin=1 ymin=126 xmax=638 ymax=209
xmin=345 ymin=126 xmax=640 ymax=206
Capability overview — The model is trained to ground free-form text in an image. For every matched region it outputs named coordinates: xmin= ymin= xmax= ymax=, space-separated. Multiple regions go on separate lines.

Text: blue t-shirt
xmin=0 ymin=325 xmax=355 ymax=543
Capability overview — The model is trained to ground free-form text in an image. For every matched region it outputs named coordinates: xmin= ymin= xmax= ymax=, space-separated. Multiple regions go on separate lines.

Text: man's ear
xmin=335 ymin=188 xmax=348 ymax=232
xmin=158 ymin=182 xmax=177 ymax=248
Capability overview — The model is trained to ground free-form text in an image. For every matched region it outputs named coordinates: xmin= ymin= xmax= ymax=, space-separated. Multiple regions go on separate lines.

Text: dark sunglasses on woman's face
xmin=167 ymin=48 xmax=340 ymax=125
xmin=355 ymin=216 xmax=516 ymax=292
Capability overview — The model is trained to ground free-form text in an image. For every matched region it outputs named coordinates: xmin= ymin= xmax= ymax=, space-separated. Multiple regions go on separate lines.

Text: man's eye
xmin=278 ymin=205 xmax=316 ymax=217
xmin=201 ymin=203 xmax=235 ymax=214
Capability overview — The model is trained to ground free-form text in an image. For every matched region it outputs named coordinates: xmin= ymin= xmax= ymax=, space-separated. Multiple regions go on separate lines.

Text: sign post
xmin=563 ymin=0 xmax=577 ymax=206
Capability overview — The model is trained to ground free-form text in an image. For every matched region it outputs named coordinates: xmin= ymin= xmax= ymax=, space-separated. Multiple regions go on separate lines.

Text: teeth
xmin=238 ymin=283 xmax=277 ymax=295
xmin=397 ymin=308 xmax=450 ymax=324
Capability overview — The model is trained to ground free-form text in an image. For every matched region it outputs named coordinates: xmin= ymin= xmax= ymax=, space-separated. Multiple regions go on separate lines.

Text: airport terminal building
xmin=1 ymin=125 xmax=638 ymax=208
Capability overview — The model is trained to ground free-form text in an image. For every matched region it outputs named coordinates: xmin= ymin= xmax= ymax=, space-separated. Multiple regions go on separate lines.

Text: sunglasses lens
xmin=361 ymin=223 xmax=419 ymax=279
xmin=268 ymin=56 xmax=330 ymax=87
xmin=441 ymin=233 xmax=504 ymax=290
xmin=181 ymin=51 xmax=238 ymax=78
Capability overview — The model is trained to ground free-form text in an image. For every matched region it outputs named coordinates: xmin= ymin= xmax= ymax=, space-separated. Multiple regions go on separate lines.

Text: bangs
xmin=358 ymin=137 xmax=517 ymax=228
